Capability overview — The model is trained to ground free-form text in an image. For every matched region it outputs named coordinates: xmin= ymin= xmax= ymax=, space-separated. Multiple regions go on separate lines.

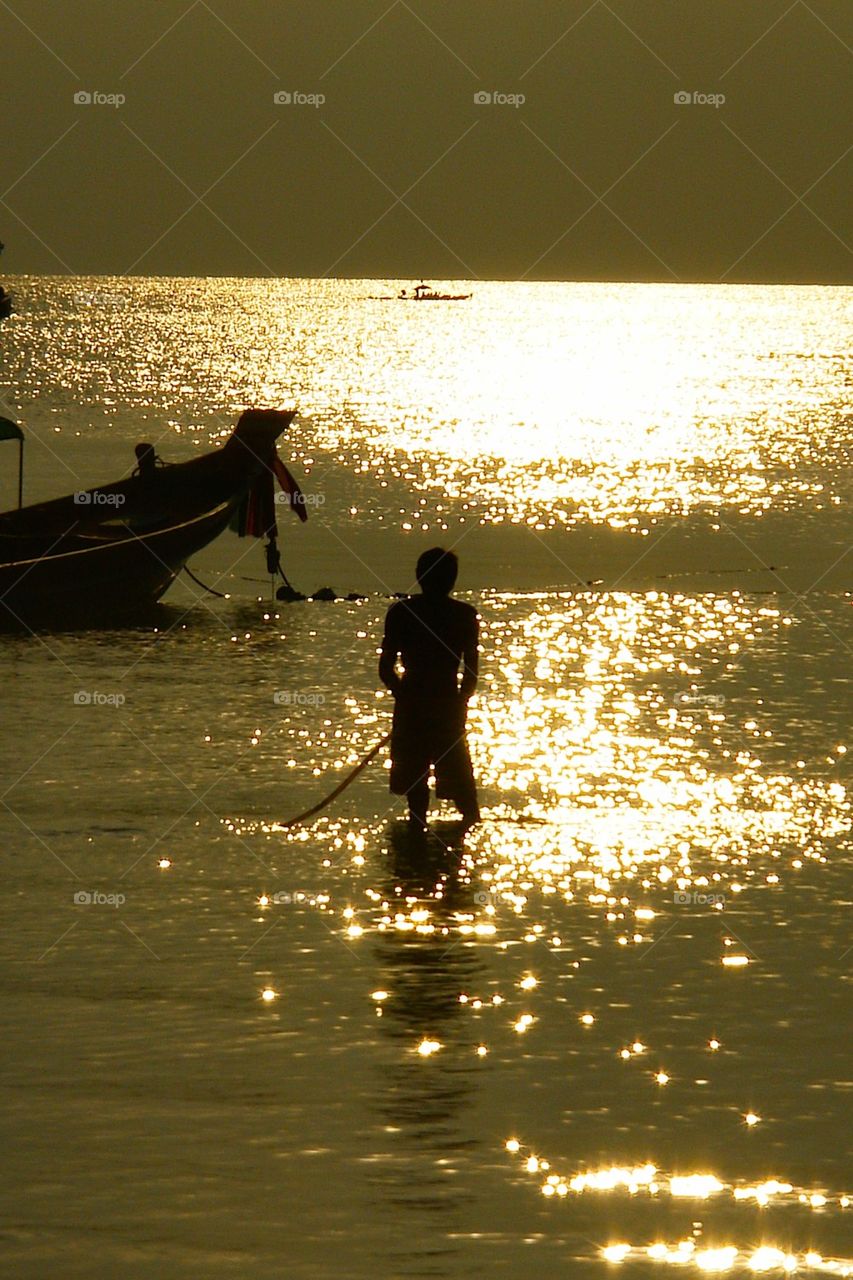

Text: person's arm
xmin=460 ymin=611 xmax=479 ymax=700
xmin=378 ymin=606 xmax=403 ymax=696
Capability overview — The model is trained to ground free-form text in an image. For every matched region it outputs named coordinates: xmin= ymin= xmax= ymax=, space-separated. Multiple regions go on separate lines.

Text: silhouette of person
xmin=132 ymin=442 xmax=163 ymax=478
xmin=379 ymin=547 xmax=480 ymax=832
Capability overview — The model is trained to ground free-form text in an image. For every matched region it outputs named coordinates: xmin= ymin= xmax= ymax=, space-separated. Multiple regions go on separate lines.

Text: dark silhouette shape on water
xmin=379 ymin=547 xmax=480 ymax=833
xmin=0 ymin=241 xmax=12 ymax=318
xmin=131 ymin=442 xmax=165 ymax=478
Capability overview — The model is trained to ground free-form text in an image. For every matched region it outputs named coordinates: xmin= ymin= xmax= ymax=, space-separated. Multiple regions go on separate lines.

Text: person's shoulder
xmin=448 ymin=598 xmax=478 ymax=625
xmin=385 ymin=596 xmax=415 ymax=625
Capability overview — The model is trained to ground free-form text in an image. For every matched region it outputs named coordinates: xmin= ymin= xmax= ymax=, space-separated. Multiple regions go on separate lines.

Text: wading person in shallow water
xmin=379 ymin=547 xmax=480 ymax=832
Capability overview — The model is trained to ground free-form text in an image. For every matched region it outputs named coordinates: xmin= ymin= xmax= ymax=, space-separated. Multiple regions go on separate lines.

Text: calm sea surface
xmin=0 ymin=278 xmax=851 ymax=1278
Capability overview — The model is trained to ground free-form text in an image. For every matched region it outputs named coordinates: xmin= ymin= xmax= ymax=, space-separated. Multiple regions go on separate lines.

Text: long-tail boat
xmin=0 ymin=408 xmax=304 ymax=626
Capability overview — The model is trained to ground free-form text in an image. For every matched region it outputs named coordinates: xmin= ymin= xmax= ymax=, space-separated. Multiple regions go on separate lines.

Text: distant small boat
xmin=398 ymin=282 xmax=472 ymax=302
xmin=0 ymin=408 xmax=300 ymax=625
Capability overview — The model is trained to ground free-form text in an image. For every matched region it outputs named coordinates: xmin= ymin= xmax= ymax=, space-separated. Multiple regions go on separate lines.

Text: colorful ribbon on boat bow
xmin=272 ymin=455 xmax=308 ymax=524
xmin=231 ymin=449 xmax=309 ymax=537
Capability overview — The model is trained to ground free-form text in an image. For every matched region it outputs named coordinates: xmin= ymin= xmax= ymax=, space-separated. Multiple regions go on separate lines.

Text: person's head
xmin=416 ymin=547 xmax=458 ymax=597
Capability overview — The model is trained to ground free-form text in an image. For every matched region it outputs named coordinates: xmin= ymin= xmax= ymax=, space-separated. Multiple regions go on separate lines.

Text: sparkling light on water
xmin=2 ymin=278 xmax=850 ymax=1277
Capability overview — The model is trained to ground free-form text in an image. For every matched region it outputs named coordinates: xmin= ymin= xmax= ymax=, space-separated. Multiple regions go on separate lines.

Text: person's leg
xmin=456 ymin=775 xmax=480 ymax=828
xmin=434 ymin=730 xmax=479 ymax=826
xmin=390 ymin=702 xmax=430 ymax=829
xmin=459 ymin=790 xmax=481 ymax=827
xmin=406 ymin=779 xmax=429 ymax=831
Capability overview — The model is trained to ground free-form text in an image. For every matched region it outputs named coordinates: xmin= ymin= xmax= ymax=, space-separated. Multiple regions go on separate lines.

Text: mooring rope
xmin=278 ymin=732 xmax=392 ymax=828
xmin=182 ymin=564 xmax=229 ymax=598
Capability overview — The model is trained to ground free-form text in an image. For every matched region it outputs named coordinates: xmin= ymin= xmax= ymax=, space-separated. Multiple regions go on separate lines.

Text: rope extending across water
xmin=278 ymin=732 xmax=392 ymax=828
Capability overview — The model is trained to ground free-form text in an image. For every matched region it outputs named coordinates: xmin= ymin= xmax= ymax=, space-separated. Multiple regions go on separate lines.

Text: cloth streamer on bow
xmin=231 ymin=450 xmax=308 ymax=538
xmin=272 ymin=455 xmax=308 ymax=523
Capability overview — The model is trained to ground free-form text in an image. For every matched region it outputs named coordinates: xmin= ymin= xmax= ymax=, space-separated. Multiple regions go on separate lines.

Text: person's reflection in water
xmin=364 ymin=825 xmax=489 ymax=1276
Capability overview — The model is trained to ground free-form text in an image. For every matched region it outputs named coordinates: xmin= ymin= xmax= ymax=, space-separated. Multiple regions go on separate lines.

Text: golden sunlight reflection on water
xmin=8 ymin=279 xmax=850 ymax=535
xmin=3 ymin=279 xmax=851 ymax=1277
xmin=250 ymin=281 xmax=848 ymax=530
xmin=217 ymin=586 xmax=851 ymax=1273
xmin=231 ymin=590 xmax=848 ymax=938
xmin=601 ymin=1242 xmax=851 ymax=1273
xmin=505 ymin=1142 xmax=849 ymax=1212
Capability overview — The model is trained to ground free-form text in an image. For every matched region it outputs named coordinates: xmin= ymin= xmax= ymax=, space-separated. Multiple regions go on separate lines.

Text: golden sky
xmin=2 ymin=0 xmax=852 ymax=281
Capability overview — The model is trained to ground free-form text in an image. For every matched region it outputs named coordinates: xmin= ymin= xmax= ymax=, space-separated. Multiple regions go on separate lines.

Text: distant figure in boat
xmin=132 ymin=442 xmax=165 ymax=478
xmin=379 ymin=547 xmax=480 ymax=832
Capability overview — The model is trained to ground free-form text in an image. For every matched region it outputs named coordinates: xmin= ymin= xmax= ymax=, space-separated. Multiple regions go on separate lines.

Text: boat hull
xmin=0 ymin=500 xmax=236 ymax=626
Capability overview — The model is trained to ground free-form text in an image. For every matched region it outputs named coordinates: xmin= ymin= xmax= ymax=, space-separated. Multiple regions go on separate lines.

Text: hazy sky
xmin=2 ymin=1 xmax=852 ymax=281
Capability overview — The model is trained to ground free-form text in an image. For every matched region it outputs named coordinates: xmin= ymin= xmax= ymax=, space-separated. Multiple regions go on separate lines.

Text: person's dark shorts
xmin=389 ymin=693 xmax=477 ymax=805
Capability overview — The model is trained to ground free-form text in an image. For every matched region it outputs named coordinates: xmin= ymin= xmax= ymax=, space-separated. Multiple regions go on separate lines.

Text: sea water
xmin=0 ymin=278 xmax=850 ymax=1278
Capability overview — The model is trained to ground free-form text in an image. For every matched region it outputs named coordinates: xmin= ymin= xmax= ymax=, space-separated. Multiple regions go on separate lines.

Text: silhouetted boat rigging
xmin=0 ymin=409 xmax=305 ymax=625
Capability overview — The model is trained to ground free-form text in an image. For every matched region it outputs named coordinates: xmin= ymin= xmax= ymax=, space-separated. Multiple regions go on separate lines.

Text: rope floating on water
xmin=278 ymin=731 xmax=392 ymax=828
